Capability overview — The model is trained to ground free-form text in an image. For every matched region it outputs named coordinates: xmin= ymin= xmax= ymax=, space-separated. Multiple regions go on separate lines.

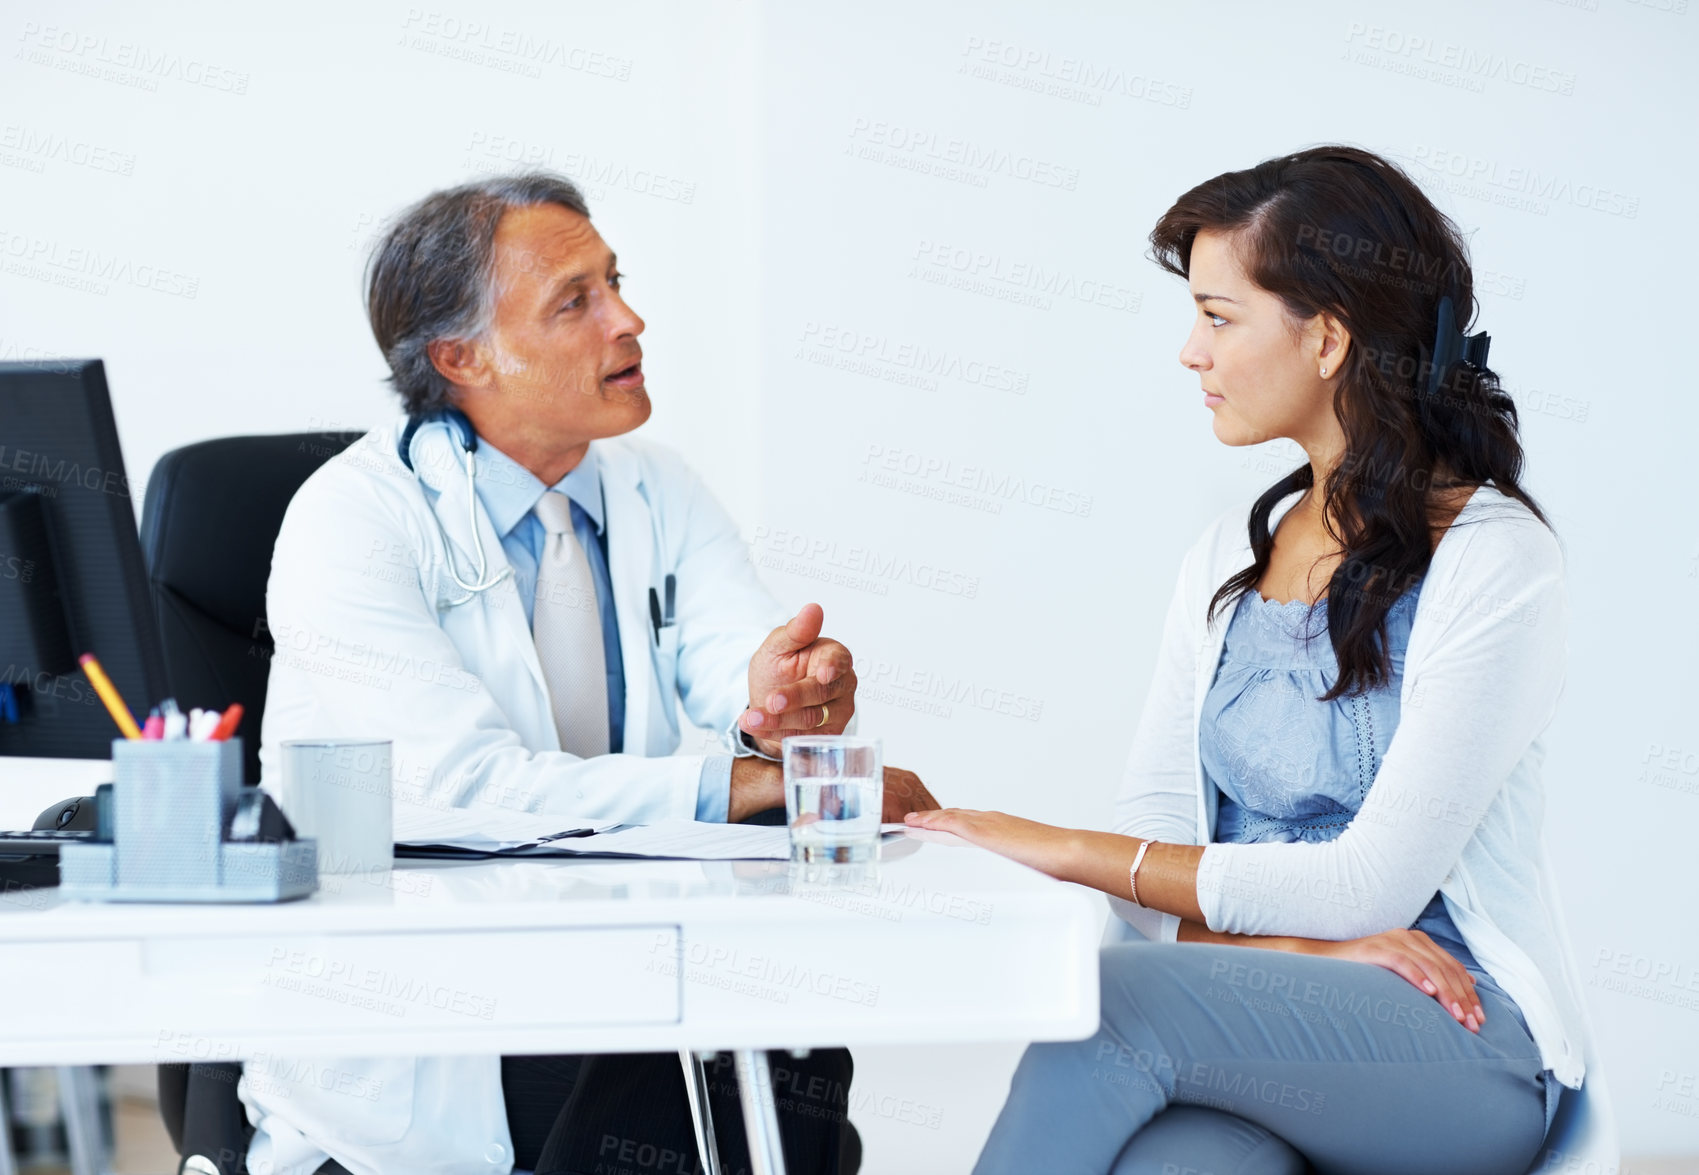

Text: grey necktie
xmin=531 ymin=490 xmax=610 ymax=758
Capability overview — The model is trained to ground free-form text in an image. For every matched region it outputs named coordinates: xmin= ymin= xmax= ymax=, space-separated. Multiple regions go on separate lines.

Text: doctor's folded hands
xmin=248 ymin=173 xmax=933 ymax=1175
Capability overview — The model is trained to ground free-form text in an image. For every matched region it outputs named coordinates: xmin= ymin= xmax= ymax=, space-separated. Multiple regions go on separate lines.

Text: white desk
xmin=0 ymin=837 xmax=1100 ymax=1063
xmin=0 ymin=756 xmax=1101 ymax=1174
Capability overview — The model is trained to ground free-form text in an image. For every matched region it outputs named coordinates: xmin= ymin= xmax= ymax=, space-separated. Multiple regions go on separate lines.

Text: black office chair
xmin=140 ymin=431 xmax=365 ymax=786
xmin=141 ymin=430 xmax=365 ymax=1175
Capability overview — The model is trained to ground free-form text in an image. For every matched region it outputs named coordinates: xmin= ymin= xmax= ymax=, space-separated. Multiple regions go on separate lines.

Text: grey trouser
xmin=975 ymin=942 xmax=1559 ymax=1175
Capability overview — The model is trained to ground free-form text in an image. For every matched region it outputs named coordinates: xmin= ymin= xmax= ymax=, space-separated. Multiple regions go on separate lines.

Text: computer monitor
xmin=0 ymin=359 xmax=169 ymax=759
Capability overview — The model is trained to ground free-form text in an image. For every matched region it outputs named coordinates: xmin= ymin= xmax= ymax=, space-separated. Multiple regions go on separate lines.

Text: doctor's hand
xmin=726 ymin=760 xmax=937 ymax=823
xmin=881 ymin=767 xmax=939 ymax=821
xmin=741 ymin=603 xmax=857 ymax=757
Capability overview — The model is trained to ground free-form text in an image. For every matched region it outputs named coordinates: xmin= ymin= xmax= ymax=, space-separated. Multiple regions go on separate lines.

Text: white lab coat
xmin=242 ymin=416 xmax=787 ymax=1175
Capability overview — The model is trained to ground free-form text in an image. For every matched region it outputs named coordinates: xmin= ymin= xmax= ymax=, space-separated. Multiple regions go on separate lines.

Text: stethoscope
xmin=398 ymin=409 xmax=513 ymax=608
xmin=400 ymin=409 xmax=682 ymax=631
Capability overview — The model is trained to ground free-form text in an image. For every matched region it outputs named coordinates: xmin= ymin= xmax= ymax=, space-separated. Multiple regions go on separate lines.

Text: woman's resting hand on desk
xmin=903 ymin=808 xmax=1084 ymax=877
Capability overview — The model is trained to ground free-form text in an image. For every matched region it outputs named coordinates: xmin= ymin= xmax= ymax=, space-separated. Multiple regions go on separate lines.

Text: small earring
xmin=1320 ymin=367 xmax=1328 ymax=376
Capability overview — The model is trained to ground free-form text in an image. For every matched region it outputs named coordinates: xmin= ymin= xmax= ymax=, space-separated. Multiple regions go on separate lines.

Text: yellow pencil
xmin=78 ymin=652 xmax=142 ymax=740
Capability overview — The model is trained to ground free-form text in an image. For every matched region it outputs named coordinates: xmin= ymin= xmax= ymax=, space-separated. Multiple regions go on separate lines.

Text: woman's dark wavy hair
xmin=1149 ymin=144 xmax=1550 ymax=701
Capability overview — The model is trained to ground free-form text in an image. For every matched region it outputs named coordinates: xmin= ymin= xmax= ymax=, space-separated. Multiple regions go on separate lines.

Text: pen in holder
xmin=59 ymin=737 xmax=318 ymax=902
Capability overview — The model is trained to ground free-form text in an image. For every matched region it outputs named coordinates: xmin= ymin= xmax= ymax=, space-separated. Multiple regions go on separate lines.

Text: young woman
xmin=906 ymin=146 xmax=1594 ymax=1175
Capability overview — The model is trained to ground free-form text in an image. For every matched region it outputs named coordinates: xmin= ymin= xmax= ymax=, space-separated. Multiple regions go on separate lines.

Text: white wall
xmin=4 ymin=0 xmax=1695 ymax=1166
xmin=1 ymin=0 xmax=765 ymax=519
xmin=752 ymin=0 xmax=1699 ymax=1164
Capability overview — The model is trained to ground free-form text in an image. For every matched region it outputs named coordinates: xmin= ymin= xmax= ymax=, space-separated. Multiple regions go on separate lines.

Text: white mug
xmin=276 ymin=739 xmax=393 ymax=875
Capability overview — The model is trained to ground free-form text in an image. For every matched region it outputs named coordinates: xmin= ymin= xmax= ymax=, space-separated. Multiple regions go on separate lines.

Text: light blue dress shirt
xmin=1201 ymin=578 xmax=1479 ymax=958
xmin=467 ymin=437 xmax=733 ymax=821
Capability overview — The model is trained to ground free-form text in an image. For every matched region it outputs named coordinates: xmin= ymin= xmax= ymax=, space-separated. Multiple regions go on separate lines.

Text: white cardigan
xmin=1105 ymin=481 xmax=1598 ymax=1097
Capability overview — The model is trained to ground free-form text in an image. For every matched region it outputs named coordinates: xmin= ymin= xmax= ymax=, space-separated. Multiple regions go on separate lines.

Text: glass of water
xmin=783 ymin=735 xmax=883 ymax=863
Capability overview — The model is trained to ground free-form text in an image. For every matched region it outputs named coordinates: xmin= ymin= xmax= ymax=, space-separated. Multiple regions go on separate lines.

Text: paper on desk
xmin=555 ymin=820 xmax=913 ymax=861
xmin=393 ymin=804 xmax=619 ymax=851
xmin=563 ymin=820 xmax=792 ymax=860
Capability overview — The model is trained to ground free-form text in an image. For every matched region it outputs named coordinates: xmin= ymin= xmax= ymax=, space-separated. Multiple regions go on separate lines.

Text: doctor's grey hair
xmin=365 ymin=173 xmax=591 ymax=418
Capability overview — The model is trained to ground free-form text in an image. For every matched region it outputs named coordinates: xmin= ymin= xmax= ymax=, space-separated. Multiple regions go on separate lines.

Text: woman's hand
xmin=905 ymin=813 xmax=1209 ymax=922
xmin=903 ymin=808 xmax=1080 ymax=879
xmin=1308 ymin=928 xmax=1485 ymax=1032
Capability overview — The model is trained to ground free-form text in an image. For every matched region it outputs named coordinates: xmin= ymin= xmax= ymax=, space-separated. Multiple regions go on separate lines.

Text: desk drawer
xmin=0 ymin=924 xmax=681 ymax=1050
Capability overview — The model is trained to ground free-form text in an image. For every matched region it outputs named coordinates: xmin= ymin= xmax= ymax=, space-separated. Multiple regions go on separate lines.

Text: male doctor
xmin=248 ymin=173 xmax=935 ymax=1175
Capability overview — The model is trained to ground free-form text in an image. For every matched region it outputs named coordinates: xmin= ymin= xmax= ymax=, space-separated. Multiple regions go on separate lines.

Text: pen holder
xmin=59 ymin=737 xmax=318 ymax=903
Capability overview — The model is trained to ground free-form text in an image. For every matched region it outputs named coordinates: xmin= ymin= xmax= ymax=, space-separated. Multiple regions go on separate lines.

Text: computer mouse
xmin=33 ymin=794 xmax=101 ymax=832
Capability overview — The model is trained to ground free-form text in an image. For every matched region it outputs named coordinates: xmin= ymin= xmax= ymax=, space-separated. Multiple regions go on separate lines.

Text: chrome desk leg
xmin=0 ymin=1072 xmax=18 ymax=1175
xmin=55 ymin=1066 xmax=108 ymax=1175
xmin=732 ymin=1050 xmax=786 ymax=1175
xmin=678 ymin=1051 xmax=723 ymax=1175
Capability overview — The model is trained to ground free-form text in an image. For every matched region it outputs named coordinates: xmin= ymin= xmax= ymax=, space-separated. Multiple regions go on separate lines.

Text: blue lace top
xmin=1200 ymin=577 xmax=1512 ymax=1004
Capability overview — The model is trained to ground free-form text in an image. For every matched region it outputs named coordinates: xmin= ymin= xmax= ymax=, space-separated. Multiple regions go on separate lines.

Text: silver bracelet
xmin=1128 ymin=839 xmax=1157 ymax=907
